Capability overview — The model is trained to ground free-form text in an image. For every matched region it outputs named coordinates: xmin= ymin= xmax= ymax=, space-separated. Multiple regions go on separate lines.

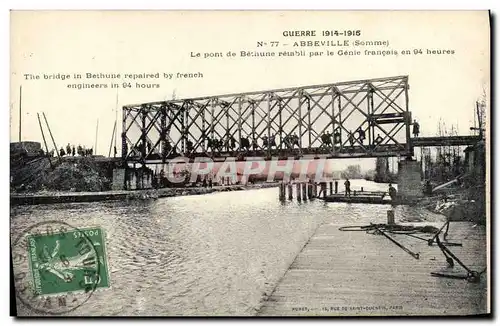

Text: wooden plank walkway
xmin=323 ymin=195 xmax=392 ymax=205
xmin=258 ymin=220 xmax=488 ymax=316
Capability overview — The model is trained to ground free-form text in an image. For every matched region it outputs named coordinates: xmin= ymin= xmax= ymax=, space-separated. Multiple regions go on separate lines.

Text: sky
xmin=9 ymin=11 xmax=489 ymax=171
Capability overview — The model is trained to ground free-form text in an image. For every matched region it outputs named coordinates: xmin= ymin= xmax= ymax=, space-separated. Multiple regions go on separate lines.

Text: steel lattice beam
xmin=122 ymin=76 xmax=413 ymax=163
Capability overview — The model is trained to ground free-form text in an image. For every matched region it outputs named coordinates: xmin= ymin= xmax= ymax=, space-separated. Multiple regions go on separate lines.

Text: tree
xmin=341 ymin=165 xmax=362 ymax=179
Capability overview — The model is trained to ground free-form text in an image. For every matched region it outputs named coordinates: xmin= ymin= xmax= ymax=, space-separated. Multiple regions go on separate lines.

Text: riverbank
xmin=10 ymin=182 xmax=280 ymax=205
xmin=414 ymin=185 xmax=486 ymax=225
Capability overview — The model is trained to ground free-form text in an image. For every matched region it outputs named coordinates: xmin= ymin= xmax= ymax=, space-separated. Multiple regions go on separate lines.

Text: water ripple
xmin=11 ymin=181 xmax=442 ymax=316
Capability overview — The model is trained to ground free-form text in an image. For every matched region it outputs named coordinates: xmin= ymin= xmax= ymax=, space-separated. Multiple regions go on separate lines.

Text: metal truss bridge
xmin=120 ymin=75 xmax=478 ymax=164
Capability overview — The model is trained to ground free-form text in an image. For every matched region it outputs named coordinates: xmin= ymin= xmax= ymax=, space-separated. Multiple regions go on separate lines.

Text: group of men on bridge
xmin=123 ymin=119 xmax=421 ymax=159
xmin=320 ymin=128 xmax=385 ymax=150
xmin=125 ymin=132 xmax=304 ymax=159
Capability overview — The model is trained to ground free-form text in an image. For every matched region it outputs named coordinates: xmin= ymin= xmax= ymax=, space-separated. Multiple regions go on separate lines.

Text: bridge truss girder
xmin=121 ymin=75 xmax=412 ymax=163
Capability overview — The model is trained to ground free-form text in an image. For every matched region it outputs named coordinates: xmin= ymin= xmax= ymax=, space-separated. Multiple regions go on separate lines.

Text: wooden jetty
xmin=278 ymin=181 xmax=393 ymax=205
xmin=257 ymin=220 xmax=488 ymax=316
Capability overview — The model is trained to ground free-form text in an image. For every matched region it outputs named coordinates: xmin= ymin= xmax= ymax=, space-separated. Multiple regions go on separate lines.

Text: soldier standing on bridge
xmin=333 ymin=130 xmax=341 ymax=145
xmin=321 ymin=131 xmax=332 ymax=148
xmin=292 ymin=133 xmax=299 ymax=148
xmin=269 ymin=134 xmax=276 ymax=148
xmin=326 ymin=131 xmax=332 ymax=147
xmin=186 ymin=139 xmax=194 ymax=153
xmin=230 ymin=135 xmax=236 ymax=150
xmin=413 ymin=119 xmax=420 ymax=137
xmin=252 ymin=138 xmax=259 ymax=151
xmin=348 ymin=131 xmax=355 ymax=151
xmin=356 ymin=127 xmax=366 ymax=144
xmin=262 ymin=135 xmax=269 ymax=148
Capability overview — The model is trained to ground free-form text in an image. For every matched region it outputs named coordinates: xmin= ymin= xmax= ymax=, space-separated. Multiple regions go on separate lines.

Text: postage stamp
xmin=12 ymin=221 xmax=110 ymax=315
xmin=9 ymin=10 xmax=490 ymax=317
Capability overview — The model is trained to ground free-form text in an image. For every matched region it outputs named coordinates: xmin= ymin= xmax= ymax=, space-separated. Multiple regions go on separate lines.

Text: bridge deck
xmin=126 ymin=144 xmax=410 ymax=164
xmin=119 ymin=136 xmax=481 ymax=164
xmin=411 ymin=136 xmax=480 ymax=147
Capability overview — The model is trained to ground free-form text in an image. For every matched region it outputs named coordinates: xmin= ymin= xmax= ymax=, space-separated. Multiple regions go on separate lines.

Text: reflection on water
xmin=10 ymin=180 xmax=444 ymax=316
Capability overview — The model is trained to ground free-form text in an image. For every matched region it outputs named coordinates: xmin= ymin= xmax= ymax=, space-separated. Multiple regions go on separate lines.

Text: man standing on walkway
xmin=388 ymin=183 xmax=397 ymax=201
xmin=344 ymin=178 xmax=351 ymax=197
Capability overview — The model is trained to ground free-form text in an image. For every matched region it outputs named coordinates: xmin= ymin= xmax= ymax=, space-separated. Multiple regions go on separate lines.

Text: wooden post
xmin=288 ymin=184 xmax=293 ymax=200
xmin=94 ymin=119 xmax=99 ymax=155
xmin=296 ymin=183 xmax=301 ymax=201
xmin=321 ymin=182 xmax=327 ymax=199
xmin=329 ymin=181 xmax=333 ymax=195
xmin=279 ymin=183 xmax=285 ymax=201
xmin=387 ymin=210 xmax=395 ymax=225
xmin=42 ymin=112 xmax=61 ymax=163
xmin=313 ymin=183 xmax=317 ymax=198
xmin=335 ymin=181 xmax=338 ymax=194
xmin=302 ymin=183 xmax=307 ymax=200
xmin=37 ymin=113 xmax=53 ymax=169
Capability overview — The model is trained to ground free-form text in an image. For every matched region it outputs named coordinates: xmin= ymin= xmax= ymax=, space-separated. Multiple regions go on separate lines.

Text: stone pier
xmin=398 ymin=159 xmax=422 ymax=202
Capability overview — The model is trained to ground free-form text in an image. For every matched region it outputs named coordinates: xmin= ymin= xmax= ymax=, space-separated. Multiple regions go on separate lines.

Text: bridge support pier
xmin=398 ymin=159 xmax=422 ymax=202
xmin=113 ymin=167 xmax=126 ymax=190
xmin=329 ymin=182 xmax=333 ymax=195
xmin=302 ymin=183 xmax=307 ymax=200
xmin=288 ymin=184 xmax=293 ymax=200
xmin=296 ymin=183 xmax=301 ymax=201
xmin=335 ymin=181 xmax=338 ymax=194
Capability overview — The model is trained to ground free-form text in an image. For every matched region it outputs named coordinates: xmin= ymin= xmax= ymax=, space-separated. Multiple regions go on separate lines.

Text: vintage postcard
xmin=10 ymin=11 xmax=490 ymax=317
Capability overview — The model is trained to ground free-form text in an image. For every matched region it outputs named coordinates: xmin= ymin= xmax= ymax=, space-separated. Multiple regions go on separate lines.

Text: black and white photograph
xmin=9 ymin=10 xmax=490 ymax=317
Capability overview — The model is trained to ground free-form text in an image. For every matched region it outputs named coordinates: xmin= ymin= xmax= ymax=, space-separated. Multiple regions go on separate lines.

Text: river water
xmin=11 ymin=180 xmax=445 ymax=316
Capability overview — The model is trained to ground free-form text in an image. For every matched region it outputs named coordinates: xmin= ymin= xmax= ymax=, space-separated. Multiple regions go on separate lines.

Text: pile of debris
xmin=434 ymin=196 xmax=484 ymax=224
xmin=13 ymin=157 xmax=110 ymax=193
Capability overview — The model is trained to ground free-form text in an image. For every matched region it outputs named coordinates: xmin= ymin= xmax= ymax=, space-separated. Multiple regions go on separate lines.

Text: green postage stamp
xmin=28 ymin=227 xmax=110 ymax=296
xmin=13 ymin=221 xmax=110 ymax=314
